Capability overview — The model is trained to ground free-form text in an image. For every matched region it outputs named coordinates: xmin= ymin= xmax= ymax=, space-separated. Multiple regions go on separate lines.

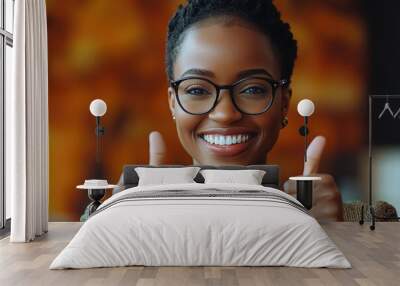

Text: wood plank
xmin=0 ymin=222 xmax=399 ymax=285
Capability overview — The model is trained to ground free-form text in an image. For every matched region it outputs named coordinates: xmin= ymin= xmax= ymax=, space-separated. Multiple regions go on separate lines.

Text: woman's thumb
xmin=149 ymin=131 xmax=167 ymax=165
xmin=303 ymin=136 xmax=326 ymax=175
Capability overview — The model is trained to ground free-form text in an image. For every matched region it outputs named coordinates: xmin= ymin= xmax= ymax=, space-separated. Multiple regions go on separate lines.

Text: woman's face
xmin=168 ymin=17 xmax=291 ymax=165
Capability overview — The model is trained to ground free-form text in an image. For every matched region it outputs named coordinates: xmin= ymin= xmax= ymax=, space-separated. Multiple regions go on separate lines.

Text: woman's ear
xmin=168 ymin=87 xmax=176 ymax=117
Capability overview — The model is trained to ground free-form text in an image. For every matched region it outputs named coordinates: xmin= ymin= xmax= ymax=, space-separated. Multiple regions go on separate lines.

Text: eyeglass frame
xmin=169 ymin=76 xmax=290 ymax=115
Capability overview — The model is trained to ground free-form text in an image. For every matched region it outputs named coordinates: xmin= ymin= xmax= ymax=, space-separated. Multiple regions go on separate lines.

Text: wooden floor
xmin=0 ymin=222 xmax=399 ymax=286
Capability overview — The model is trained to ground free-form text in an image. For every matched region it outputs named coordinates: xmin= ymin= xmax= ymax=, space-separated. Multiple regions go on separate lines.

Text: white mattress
xmin=50 ymin=183 xmax=351 ymax=269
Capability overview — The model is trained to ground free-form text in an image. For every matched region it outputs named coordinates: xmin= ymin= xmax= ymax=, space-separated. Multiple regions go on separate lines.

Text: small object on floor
xmin=343 ymin=200 xmax=399 ymax=222
xmin=375 ymin=201 xmax=398 ymax=222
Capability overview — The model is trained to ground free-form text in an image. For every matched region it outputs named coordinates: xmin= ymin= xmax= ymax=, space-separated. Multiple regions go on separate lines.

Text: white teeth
xmin=200 ymin=134 xmax=252 ymax=145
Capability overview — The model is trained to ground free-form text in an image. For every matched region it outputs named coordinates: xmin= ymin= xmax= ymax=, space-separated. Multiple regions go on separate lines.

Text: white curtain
xmin=6 ymin=0 xmax=49 ymax=242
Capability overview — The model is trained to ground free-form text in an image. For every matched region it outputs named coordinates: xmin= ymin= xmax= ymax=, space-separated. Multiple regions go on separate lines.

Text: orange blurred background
xmin=46 ymin=0 xmax=367 ymax=221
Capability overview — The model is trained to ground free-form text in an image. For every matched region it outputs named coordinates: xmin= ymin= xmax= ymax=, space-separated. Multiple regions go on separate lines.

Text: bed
xmin=50 ymin=165 xmax=350 ymax=269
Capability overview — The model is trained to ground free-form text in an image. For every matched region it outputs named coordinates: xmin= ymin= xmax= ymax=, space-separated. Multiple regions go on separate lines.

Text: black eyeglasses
xmin=170 ymin=76 xmax=289 ymax=115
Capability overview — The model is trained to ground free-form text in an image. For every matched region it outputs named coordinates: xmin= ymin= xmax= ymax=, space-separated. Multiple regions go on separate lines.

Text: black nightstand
xmin=289 ymin=176 xmax=321 ymax=210
xmin=77 ymin=180 xmax=117 ymax=221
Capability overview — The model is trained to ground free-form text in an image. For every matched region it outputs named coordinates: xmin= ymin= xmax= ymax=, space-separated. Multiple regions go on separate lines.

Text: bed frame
xmin=113 ymin=165 xmax=280 ymax=195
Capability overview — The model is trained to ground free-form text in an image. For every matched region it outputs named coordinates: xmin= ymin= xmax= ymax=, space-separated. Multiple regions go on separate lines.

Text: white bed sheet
xmin=50 ymin=183 xmax=351 ymax=269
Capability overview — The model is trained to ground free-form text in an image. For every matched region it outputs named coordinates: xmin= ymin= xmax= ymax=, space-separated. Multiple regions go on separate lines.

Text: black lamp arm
xmin=95 ymin=116 xmax=105 ymax=178
xmin=304 ymin=116 xmax=308 ymax=162
xmin=95 ymin=117 xmax=105 ymax=136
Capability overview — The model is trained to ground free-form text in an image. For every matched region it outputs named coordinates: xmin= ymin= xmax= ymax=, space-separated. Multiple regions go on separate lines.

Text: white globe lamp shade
xmin=297 ymin=99 xmax=315 ymax=117
xmin=90 ymin=99 xmax=107 ymax=117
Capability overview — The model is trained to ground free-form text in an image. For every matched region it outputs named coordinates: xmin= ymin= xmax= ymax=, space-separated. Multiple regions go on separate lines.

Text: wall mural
xmin=46 ymin=0 xmax=366 ymax=221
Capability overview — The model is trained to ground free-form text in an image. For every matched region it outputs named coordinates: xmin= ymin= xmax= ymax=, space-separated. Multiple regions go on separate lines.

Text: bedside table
xmin=77 ymin=181 xmax=118 ymax=220
xmin=289 ymin=176 xmax=321 ymax=210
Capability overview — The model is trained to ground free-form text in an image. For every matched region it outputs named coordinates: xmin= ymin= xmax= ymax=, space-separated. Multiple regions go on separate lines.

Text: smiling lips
xmin=197 ymin=129 xmax=256 ymax=156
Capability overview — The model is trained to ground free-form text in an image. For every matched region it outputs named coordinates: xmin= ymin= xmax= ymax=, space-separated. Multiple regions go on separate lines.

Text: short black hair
xmin=166 ymin=0 xmax=298 ymax=82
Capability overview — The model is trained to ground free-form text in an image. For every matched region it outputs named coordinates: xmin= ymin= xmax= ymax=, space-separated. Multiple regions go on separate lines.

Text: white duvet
xmin=50 ymin=183 xmax=351 ymax=269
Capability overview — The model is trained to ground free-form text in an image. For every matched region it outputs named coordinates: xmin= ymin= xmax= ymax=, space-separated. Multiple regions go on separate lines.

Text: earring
xmin=172 ymin=115 xmax=176 ymax=120
xmin=281 ymin=116 xmax=288 ymax=128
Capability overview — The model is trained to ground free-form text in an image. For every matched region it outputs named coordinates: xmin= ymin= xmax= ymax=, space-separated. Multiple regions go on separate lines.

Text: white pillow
xmin=200 ymin=169 xmax=266 ymax=185
xmin=135 ymin=167 xmax=201 ymax=186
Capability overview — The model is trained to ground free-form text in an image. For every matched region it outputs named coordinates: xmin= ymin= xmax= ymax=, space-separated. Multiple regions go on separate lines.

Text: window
xmin=0 ymin=0 xmax=14 ymax=232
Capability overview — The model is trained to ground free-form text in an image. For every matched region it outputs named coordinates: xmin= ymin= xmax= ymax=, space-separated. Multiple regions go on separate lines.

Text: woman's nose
xmin=208 ymin=89 xmax=242 ymax=124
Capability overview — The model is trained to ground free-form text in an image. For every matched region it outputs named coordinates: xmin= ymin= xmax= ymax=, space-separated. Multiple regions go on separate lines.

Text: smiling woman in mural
xmin=149 ymin=0 xmax=343 ymax=221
